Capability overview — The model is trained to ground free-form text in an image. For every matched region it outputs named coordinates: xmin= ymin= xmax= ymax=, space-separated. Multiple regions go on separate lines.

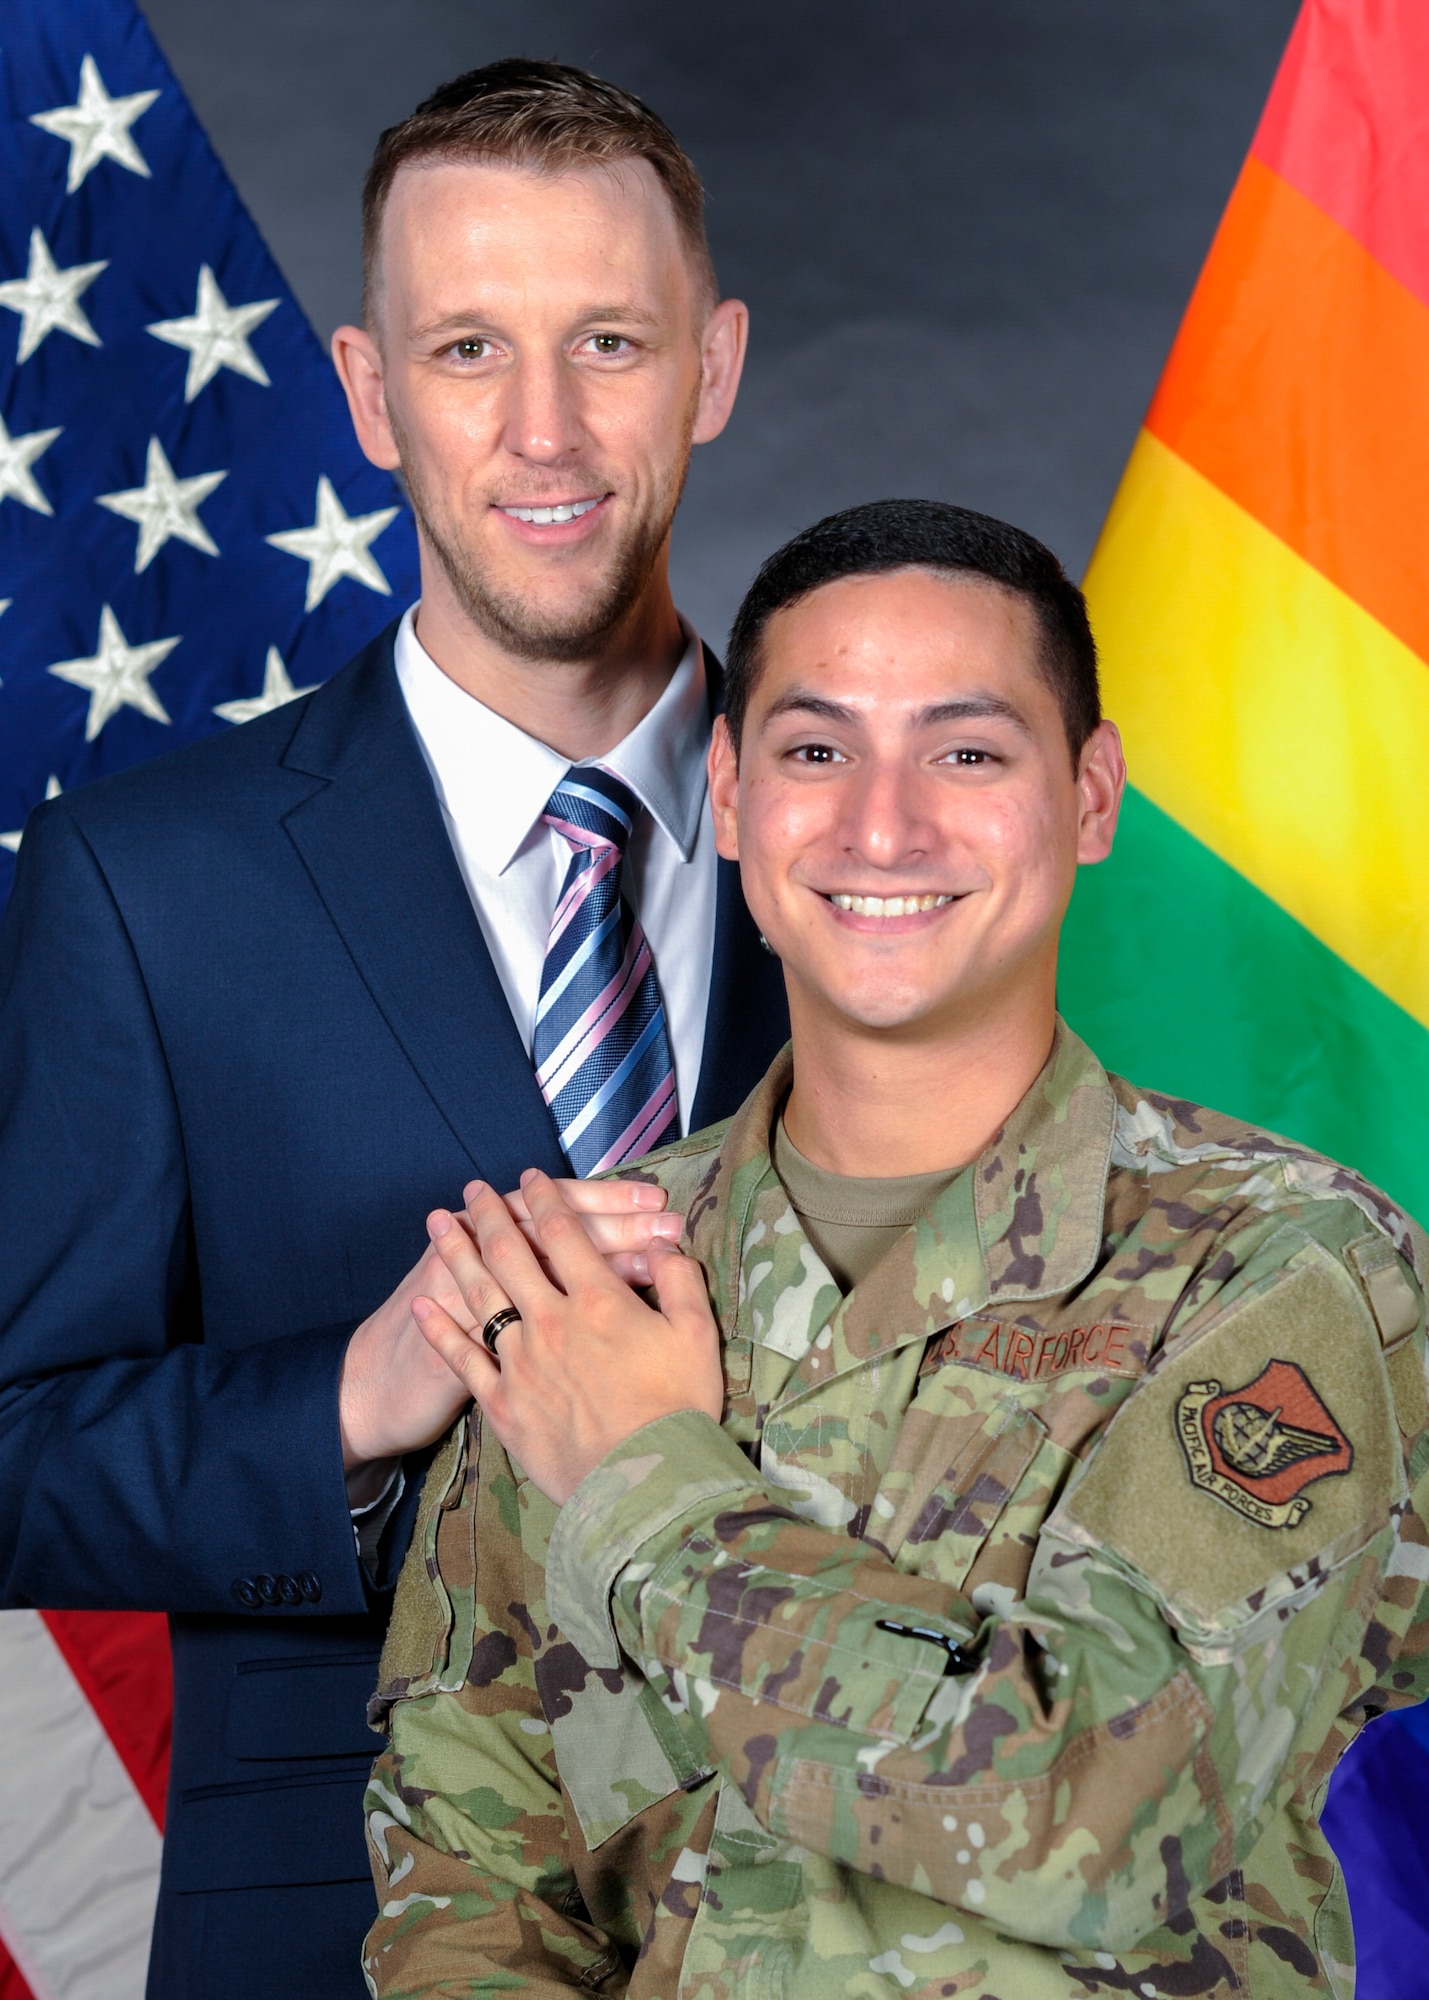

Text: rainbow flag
xmin=1059 ymin=0 xmax=1429 ymax=1981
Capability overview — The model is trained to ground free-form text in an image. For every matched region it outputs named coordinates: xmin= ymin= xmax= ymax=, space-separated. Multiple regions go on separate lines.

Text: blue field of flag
xmin=0 ymin=0 xmax=419 ymax=897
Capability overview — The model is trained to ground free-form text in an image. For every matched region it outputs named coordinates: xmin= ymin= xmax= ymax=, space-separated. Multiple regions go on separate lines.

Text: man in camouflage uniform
xmin=361 ymin=501 xmax=1429 ymax=1998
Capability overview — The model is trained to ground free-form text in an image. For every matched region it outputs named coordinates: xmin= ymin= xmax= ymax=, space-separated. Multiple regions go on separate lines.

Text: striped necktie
xmin=533 ymin=766 xmax=680 ymax=1175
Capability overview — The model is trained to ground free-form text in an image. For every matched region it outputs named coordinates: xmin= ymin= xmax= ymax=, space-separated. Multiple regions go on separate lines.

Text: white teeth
xmin=830 ymin=893 xmax=954 ymax=917
xmin=499 ymin=498 xmax=602 ymax=525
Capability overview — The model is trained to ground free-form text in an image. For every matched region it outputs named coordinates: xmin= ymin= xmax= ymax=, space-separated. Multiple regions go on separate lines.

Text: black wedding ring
xmin=481 ymin=1306 xmax=522 ymax=1357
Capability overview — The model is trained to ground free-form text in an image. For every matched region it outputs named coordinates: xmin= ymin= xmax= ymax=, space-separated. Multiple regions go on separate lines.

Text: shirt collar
xmin=686 ymin=1020 xmax=1117 ymax=1396
xmin=393 ymin=604 xmax=709 ymax=876
xmin=598 ymin=627 xmax=709 ymax=859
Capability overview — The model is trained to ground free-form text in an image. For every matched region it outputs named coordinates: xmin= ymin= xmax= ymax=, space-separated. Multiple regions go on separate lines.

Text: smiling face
xmin=335 ymin=156 xmax=744 ymax=661
xmin=709 ymin=566 xmax=1124 ymax=1046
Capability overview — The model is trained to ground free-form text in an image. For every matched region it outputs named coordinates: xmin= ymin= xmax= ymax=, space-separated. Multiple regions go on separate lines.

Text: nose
xmin=838 ymin=758 xmax=936 ymax=872
xmin=499 ymin=347 xmax=587 ymax=466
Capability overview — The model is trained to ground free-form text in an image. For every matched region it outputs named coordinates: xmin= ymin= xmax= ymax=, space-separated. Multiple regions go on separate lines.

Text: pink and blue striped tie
xmin=533 ymin=766 xmax=680 ymax=1175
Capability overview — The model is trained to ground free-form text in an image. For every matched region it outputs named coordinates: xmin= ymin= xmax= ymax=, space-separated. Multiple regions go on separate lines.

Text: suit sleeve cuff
xmin=545 ymin=1411 xmax=764 ymax=1669
xmin=351 ymin=1465 xmax=405 ymax=1576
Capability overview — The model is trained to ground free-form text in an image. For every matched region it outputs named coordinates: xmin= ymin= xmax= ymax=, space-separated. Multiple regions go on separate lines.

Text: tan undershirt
xmin=771 ymin=1117 xmax=965 ymax=1293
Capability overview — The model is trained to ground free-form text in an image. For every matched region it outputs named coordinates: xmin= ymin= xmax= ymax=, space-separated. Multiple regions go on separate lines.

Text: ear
xmin=1075 ymin=720 xmax=1127 ymax=865
xmin=708 ymin=715 xmax=741 ymax=860
xmin=692 ymin=298 xmax=749 ymax=446
xmin=331 ymin=323 xmax=402 ymax=472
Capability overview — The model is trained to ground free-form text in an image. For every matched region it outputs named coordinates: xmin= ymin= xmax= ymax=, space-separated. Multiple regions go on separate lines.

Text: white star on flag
xmin=0 ymin=413 xmax=62 ymax=516
xmin=147 ymin=266 xmax=278 ymax=402
xmin=97 ymin=436 xmax=226 ymax=572
xmin=0 ymin=228 xmax=106 ymax=364
xmin=266 ymin=476 xmax=398 ymax=611
xmin=48 ymin=606 xmax=179 ymax=741
xmin=29 ymin=54 xmax=159 ymax=194
xmin=1 ymin=776 xmax=62 ymax=856
xmin=214 ymin=646 xmax=318 ymax=725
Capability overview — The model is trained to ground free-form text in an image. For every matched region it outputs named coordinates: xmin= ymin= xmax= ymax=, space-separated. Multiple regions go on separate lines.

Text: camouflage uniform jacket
xmin=363 ymin=1024 xmax=1429 ymax=2000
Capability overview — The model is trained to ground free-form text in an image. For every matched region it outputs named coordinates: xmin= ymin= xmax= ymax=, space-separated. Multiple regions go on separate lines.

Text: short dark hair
xmin=724 ymin=499 xmax=1101 ymax=763
xmin=361 ymin=58 xmax=716 ymax=325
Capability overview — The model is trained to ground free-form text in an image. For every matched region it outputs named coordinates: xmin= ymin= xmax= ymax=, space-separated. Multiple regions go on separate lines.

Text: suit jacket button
xmin=297 ymin=1570 xmax=322 ymax=1603
xmin=277 ymin=1573 xmax=303 ymax=1606
xmin=231 ymin=1578 xmax=262 ymax=1611
xmin=255 ymin=1573 xmax=279 ymax=1605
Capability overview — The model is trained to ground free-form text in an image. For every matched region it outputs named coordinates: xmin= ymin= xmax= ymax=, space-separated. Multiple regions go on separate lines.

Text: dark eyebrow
xmin=759 ymin=688 xmax=1033 ymax=735
xmin=760 ymin=690 xmax=859 ymax=726
xmin=915 ymin=695 xmax=1032 ymax=735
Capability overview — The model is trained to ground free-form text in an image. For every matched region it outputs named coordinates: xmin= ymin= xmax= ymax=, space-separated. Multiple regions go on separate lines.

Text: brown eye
xmin=455 ymin=339 xmax=485 ymax=359
xmin=591 ymin=334 xmax=623 ymax=354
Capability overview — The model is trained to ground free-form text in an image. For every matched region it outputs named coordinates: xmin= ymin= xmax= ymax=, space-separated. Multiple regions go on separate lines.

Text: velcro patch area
xmin=1053 ymin=1245 xmax=1403 ymax=1631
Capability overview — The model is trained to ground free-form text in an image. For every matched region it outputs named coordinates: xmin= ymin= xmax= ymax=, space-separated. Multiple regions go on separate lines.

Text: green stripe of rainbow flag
xmin=1060 ymin=0 xmax=1429 ymax=1224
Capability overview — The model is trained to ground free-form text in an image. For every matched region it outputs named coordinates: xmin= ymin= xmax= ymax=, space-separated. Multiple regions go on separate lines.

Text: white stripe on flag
xmin=0 ymin=1611 xmax=160 ymax=2000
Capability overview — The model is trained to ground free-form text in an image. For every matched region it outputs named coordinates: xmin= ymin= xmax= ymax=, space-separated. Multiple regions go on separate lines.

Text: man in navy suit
xmin=0 ymin=60 xmax=788 ymax=2000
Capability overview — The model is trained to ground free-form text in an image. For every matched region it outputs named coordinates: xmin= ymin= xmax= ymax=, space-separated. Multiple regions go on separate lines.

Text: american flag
xmin=0 ymin=1 xmax=417 ymax=1991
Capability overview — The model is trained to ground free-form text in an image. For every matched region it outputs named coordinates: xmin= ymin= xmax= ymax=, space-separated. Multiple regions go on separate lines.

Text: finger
xmin=518 ymin=1172 xmax=632 ymax=1294
xmin=426 ymin=1208 xmax=514 ymax=1328
xmin=500 ymin=1195 xmax=681 ymax=1259
xmin=607 ymin=1249 xmax=656 ymax=1286
xmin=463 ymin=1180 xmax=565 ymax=1316
xmin=545 ymin=1174 xmax=669 ymax=1214
xmin=502 ymin=1173 xmax=669 ymax=1225
xmin=573 ymin=1210 xmax=685 ymax=1257
xmin=646 ymin=1242 xmax=720 ymax=1335
xmin=412 ymin=1294 xmax=501 ymax=1403
xmin=414 ymin=1225 xmax=480 ymax=1328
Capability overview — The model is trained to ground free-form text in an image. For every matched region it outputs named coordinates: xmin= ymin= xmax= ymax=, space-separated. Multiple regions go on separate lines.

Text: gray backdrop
xmin=139 ymin=0 xmax=1299 ymax=650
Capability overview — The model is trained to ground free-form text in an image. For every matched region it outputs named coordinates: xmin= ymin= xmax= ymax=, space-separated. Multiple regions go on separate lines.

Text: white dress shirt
xmin=393 ymin=604 xmax=719 ymax=1135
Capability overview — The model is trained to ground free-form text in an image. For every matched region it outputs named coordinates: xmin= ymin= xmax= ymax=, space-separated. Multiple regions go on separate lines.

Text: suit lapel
xmin=692 ymin=858 xmax=790 ymax=1132
xmin=278 ymin=625 xmax=567 ymax=1187
xmin=691 ymin=648 xmax=791 ymax=1133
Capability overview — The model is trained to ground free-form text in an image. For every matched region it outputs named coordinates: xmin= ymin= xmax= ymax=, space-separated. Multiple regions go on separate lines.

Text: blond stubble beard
xmin=388 ymin=396 xmax=697 ymax=665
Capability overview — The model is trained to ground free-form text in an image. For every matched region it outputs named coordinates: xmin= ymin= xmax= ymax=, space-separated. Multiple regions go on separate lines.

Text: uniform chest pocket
xmin=867 ymin=1371 xmax=1050 ymax=1595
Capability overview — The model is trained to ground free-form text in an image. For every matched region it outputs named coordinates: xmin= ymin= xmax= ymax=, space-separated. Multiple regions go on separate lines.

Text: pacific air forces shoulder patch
xmin=1176 ymin=1359 xmax=1353 ymax=1528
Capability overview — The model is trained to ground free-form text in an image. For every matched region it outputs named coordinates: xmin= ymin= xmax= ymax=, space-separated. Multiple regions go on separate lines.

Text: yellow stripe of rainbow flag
xmin=1091 ymin=431 xmax=1429 ymax=1031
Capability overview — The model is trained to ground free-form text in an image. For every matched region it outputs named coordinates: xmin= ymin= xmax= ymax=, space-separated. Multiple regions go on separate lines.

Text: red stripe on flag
xmin=0 ymin=1949 xmax=35 ymax=2000
xmin=39 ymin=1610 xmax=171 ymax=1830
xmin=1253 ymin=0 xmax=1429 ymax=310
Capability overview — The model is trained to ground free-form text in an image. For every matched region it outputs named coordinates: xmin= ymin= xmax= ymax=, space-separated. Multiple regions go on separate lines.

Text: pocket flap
xmin=551 ymin=1664 xmax=710 ymax=1850
xmin=871 ymin=1379 xmax=1046 ymax=1590
xmin=226 ymin=1653 xmax=384 ymax=1761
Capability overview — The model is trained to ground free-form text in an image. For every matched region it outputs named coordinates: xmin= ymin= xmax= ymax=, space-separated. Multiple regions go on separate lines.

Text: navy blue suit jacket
xmin=0 ymin=622 xmax=789 ymax=1999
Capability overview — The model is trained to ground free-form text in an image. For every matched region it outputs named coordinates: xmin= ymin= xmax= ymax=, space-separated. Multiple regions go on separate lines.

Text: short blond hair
xmin=361 ymin=58 xmax=717 ymax=324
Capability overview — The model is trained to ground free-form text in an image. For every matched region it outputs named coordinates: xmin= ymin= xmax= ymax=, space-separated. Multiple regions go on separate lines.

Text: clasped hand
xmin=337 ymin=1175 xmax=698 ymax=1501
xmin=412 ymin=1172 xmax=724 ymax=1504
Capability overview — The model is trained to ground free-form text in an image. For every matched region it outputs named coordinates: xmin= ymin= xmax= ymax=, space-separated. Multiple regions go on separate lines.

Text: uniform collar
xmin=688 ymin=1020 xmax=1117 ymax=1399
xmin=394 ymin=604 xmax=709 ymax=875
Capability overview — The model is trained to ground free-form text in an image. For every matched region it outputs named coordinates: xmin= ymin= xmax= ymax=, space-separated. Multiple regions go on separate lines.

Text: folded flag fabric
xmin=1060 ymin=0 xmax=1429 ymax=1983
xmin=0 ymin=0 xmax=417 ymax=1992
